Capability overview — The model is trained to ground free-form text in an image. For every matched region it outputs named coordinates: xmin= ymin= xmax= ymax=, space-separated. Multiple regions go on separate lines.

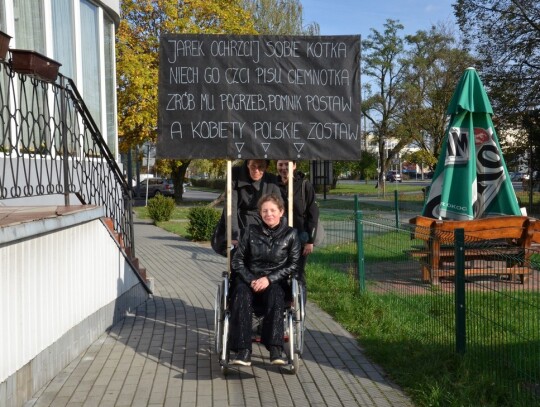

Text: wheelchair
xmin=214 ymin=271 xmax=306 ymax=374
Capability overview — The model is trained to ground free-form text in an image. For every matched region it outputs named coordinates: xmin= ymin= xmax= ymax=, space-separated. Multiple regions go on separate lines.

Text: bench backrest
xmin=433 ymin=216 xmax=530 ymax=244
xmin=409 ymin=216 xmax=436 ymax=241
xmin=525 ymin=218 xmax=540 ymax=245
xmin=409 ymin=215 xmax=531 ymax=244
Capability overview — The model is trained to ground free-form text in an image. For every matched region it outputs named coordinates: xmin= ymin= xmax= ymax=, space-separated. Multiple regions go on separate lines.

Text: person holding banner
xmin=276 ymin=160 xmax=319 ymax=290
xmin=229 ymin=193 xmax=301 ymax=366
xmin=230 ymin=159 xmax=280 ymax=246
xmin=211 ymin=159 xmax=279 ymax=257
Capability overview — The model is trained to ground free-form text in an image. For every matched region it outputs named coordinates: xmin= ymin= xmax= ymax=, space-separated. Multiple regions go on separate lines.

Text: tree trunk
xmin=171 ymin=160 xmax=191 ymax=203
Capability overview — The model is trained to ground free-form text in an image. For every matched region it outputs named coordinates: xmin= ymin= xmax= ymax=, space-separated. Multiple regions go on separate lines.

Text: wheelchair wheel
xmin=221 ymin=312 xmax=230 ymax=374
xmin=295 ymin=286 xmax=305 ymax=356
xmin=292 ymin=279 xmax=305 ymax=356
xmin=286 ymin=311 xmax=300 ymax=374
xmin=214 ymin=272 xmax=231 ymax=374
xmin=214 ymin=284 xmax=223 ymax=355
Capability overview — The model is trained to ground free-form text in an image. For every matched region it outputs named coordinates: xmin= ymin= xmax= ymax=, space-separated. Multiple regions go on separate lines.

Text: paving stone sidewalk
xmin=27 ymin=219 xmax=414 ymax=407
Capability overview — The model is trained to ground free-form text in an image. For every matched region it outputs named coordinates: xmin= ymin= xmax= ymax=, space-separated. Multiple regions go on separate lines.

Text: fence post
xmin=455 ymin=228 xmax=466 ymax=355
xmin=354 ymin=194 xmax=359 ymax=242
xmin=394 ymin=189 xmax=400 ymax=229
xmin=355 ymin=209 xmax=365 ymax=293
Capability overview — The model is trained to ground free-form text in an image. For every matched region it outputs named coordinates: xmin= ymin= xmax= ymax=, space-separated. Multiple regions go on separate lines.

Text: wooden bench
xmin=408 ymin=215 xmax=533 ymax=284
xmin=524 ymin=218 xmax=540 ymax=265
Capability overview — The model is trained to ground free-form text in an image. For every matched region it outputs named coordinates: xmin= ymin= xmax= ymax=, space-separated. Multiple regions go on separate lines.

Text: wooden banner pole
xmin=288 ymin=161 xmax=294 ymax=227
xmin=226 ymin=160 xmax=232 ymax=274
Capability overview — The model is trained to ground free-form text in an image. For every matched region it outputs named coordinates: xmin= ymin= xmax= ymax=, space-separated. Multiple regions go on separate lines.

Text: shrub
xmin=187 ymin=206 xmax=220 ymax=241
xmin=147 ymin=195 xmax=175 ymax=222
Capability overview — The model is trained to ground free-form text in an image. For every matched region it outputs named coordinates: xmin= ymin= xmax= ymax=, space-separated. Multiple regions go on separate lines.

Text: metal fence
xmin=0 ymin=59 xmax=134 ymax=255
xmin=311 ymin=202 xmax=540 ymax=405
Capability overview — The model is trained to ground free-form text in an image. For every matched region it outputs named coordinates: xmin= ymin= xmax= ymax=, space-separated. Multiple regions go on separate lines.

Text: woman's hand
xmin=251 ymin=276 xmax=270 ymax=292
xmin=303 ymin=243 xmax=314 ymax=256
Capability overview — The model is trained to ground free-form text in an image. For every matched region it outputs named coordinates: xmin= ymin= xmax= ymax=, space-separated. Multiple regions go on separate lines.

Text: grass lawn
xmin=307 ymin=231 xmax=540 ymax=407
xmin=309 ymin=262 xmax=539 ymax=406
xmin=329 ymin=182 xmax=424 ymax=195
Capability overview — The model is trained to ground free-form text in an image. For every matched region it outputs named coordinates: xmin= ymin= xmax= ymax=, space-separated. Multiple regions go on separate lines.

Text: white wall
xmin=0 ymin=210 xmax=148 ymax=406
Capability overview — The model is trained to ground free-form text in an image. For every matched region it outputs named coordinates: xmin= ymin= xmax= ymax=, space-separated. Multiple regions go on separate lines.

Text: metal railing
xmin=0 ymin=59 xmax=134 ymax=256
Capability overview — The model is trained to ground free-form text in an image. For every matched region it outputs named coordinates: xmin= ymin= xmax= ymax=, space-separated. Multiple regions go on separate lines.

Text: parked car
xmin=385 ymin=170 xmax=402 ymax=182
xmin=138 ymin=178 xmax=175 ymax=197
xmin=510 ymin=172 xmax=526 ymax=182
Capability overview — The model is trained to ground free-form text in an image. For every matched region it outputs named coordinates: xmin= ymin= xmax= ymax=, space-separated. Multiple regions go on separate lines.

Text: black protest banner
xmin=157 ymin=34 xmax=360 ymax=160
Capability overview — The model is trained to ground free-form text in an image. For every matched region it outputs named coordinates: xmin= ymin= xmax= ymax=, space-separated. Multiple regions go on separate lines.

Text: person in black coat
xmin=229 ymin=193 xmax=302 ymax=366
xmin=276 ymin=160 xmax=320 ymax=287
xmin=231 ymin=159 xmax=280 ymax=245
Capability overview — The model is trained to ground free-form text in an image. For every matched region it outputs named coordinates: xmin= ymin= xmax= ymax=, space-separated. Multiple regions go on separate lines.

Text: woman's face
xmin=247 ymin=160 xmax=267 ymax=181
xmin=260 ymin=200 xmax=284 ymax=228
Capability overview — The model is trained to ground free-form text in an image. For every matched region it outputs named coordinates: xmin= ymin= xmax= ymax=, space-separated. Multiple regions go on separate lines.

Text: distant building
xmin=364 ymin=133 xmax=429 ymax=178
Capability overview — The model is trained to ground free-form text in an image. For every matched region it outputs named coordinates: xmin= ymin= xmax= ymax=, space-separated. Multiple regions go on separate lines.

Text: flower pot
xmin=0 ymin=31 xmax=11 ymax=61
xmin=10 ymin=49 xmax=61 ymax=82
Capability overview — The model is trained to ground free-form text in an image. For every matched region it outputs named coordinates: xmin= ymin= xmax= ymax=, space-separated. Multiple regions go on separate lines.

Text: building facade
xmin=0 ymin=0 xmax=120 ymax=157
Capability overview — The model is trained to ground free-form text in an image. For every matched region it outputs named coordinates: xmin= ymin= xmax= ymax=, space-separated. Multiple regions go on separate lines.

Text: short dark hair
xmin=246 ymin=159 xmax=270 ymax=167
xmin=277 ymin=160 xmax=296 ymax=164
xmin=257 ymin=193 xmax=285 ymax=212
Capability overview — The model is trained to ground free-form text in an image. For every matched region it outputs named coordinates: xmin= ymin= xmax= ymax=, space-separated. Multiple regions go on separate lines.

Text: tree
xmin=454 ymin=1 xmax=540 ymax=179
xmin=454 ymin=1 xmax=540 ymax=135
xmin=401 ymin=149 xmax=436 ymax=175
xmin=242 ymin=0 xmax=319 ymax=35
xmin=362 ymin=19 xmax=407 ymax=194
xmin=116 ymin=0 xmax=256 ymax=201
xmin=188 ymin=159 xmax=228 ymax=179
xmin=333 ymin=152 xmax=377 ymax=184
xmin=400 ymin=24 xmax=476 ymax=166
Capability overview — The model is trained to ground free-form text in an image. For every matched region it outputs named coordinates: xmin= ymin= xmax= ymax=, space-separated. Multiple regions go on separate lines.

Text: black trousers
xmin=297 ymin=253 xmax=307 ymax=284
xmin=229 ymin=277 xmax=286 ymax=352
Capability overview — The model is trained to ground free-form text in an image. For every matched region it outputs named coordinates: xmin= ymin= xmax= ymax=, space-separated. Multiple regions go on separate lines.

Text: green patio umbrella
xmin=422 ymin=67 xmax=521 ymax=220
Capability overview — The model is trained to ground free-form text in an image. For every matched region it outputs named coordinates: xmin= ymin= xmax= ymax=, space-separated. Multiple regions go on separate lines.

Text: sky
xmin=301 ymin=0 xmax=456 ymax=37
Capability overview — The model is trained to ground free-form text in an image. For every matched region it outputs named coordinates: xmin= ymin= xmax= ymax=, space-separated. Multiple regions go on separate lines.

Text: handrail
xmin=0 ymin=58 xmax=135 ymax=256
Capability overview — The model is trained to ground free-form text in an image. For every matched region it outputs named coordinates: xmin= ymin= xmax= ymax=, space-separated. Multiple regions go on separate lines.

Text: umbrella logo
xmin=446 ymin=127 xmax=469 ymax=165
xmin=474 ymin=127 xmax=491 ymax=144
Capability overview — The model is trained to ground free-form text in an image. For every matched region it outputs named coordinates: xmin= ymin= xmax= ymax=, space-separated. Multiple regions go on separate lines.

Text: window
xmin=52 ymin=0 xmax=75 ymax=79
xmin=103 ymin=13 xmax=116 ymax=155
xmin=13 ymin=0 xmax=45 ymax=52
xmin=80 ymin=0 xmax=101 ymax=128
xmin=0 ymin=0 xmax=6 ymax=32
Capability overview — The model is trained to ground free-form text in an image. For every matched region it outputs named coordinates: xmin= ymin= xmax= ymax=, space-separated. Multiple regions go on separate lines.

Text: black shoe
xmin=231 ymin=349 xmax=251 ymax=366
xmin=269 ymin=346 xmax=287 ymax=365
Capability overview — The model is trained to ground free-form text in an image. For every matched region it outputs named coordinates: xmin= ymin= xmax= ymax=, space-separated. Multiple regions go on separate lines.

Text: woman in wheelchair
xmin=229 ymin=193 xmax=301 ymax=366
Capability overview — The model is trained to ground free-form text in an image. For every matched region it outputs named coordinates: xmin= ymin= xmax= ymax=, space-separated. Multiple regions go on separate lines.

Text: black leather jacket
xmin=232 ymin=218 xmax=302 ymax=285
